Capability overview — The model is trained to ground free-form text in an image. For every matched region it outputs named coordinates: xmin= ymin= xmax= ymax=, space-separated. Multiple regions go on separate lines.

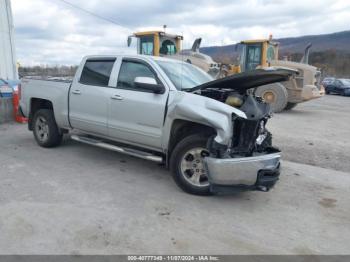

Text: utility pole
xmin=0 ymin=0 xmax=18 ymax=80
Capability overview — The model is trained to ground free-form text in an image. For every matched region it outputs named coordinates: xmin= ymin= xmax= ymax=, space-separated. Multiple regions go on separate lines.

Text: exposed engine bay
xmin=199 ymin=88 xmax=274 ymax=158
xmin=187 ymin=68 xmax=295 ymax=159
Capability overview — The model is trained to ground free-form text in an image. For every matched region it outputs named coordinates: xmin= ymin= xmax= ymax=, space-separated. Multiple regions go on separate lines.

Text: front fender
xmin=162 ymin=92 xmax=247 ymax=149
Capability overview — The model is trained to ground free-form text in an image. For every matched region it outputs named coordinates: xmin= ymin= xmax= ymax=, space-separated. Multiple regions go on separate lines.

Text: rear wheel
xmin=170 ymin=135 xmax=211 ymax=195
xmin=255 ymin=83 xmax=288 ymax=113
xmin=33 ymin=109 xmax=63 ymax=148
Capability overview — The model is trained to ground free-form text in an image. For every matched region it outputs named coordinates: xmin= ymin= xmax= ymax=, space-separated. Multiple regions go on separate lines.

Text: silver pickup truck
xmin=20 ymin=55 xmax=293 ymax=195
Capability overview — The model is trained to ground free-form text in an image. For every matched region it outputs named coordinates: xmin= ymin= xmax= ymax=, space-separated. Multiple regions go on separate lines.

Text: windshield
xmin=340 ymin=79 xmax=350 ymax=85
xmin=156 ymin=60 xmax=213 ymax=90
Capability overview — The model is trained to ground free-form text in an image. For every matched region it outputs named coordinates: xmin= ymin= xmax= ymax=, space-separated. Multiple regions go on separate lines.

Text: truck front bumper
xmin=204 ymin=149 xmax=281 ymax=193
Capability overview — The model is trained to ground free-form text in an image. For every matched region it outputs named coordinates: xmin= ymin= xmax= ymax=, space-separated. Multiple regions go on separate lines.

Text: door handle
xmin=72 ymin=90 xmax=81 ymax=95
xmin=111 ymin=94 xmax=123 ymax=100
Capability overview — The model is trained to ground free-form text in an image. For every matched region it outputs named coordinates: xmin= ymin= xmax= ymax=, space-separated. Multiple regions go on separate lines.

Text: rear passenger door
xmin=107 ymin=58 xmax=168 ymax=149
xmin=69 ymin=58 xmax=115 ymax=136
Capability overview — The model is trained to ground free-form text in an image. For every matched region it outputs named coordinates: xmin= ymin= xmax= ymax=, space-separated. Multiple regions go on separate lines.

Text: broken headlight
xmin=256 ymin=120 xmax=267 ymax=145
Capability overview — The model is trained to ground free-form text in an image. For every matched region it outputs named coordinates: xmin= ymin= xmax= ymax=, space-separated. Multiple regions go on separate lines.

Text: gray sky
xmin=11 ymin=0 xmax=350 ymax=65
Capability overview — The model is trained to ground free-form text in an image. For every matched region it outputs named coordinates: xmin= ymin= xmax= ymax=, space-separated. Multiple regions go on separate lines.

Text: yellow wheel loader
xmin=128 ymin=31 xmax=221 ymax=77
xmin=221 ymin=38 xmax=325 ymax=112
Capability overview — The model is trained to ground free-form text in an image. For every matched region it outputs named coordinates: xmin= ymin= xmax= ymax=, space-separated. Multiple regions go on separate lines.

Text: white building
xmin=0 ymin=0 xmax=17 ymax=80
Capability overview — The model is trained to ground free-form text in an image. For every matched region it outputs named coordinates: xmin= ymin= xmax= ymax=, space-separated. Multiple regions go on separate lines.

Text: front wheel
xmin=170 ymin=135 xmax=212 ymax=195
xmin=33 ymin=109 xmax=63 ymax=148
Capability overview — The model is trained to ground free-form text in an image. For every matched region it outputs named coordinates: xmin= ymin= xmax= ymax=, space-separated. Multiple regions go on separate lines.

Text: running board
xmin=70 ymin=135 xmax=163 ymax=163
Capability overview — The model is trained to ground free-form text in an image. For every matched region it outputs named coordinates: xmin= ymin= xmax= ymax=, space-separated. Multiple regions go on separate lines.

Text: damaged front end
xmin=188 ymin=69 xmax=294 ymax=193
xmin=209 ymin=97 xmax=281 ymax=193
xmin=203 ymin=91 xmax=281 ymax=193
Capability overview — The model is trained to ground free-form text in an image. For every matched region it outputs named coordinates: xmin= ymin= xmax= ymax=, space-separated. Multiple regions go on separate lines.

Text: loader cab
xmin=128 ymin=31 xmax=183 ymax=57
xmin=240 ymin=39 xmax=279 ymax=72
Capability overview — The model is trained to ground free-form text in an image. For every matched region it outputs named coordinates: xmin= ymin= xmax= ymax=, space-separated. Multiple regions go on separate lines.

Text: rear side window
xmin=80 ymin=59 xmax=115 ymax=86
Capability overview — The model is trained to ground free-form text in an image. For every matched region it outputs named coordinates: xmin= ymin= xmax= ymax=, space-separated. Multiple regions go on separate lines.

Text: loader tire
xmin=254 ymin=83 xmax=288 ymax=113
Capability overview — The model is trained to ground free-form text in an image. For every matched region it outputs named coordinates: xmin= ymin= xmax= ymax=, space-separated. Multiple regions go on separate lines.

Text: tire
xmin=254 ymin=83 xmax=288 ymax=113
xmin=33 ymin=109 xmax=63 ymax=148
xmin=284 ymin=102 xmax=298 ymax=111
xmin=170 ymin=134 xmax=212 ymax=195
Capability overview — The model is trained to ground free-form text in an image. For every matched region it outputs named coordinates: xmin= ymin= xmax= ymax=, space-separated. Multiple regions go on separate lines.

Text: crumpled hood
xmin=188 ymin=68 xmax=296 ymax=94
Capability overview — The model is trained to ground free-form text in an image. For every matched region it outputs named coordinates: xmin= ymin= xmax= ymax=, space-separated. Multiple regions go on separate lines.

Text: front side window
xmin=140 ymin=36 xmax=154 ymax=55
xmin=117 ymin=61 xmax=157 ymax=91
xmin=80 ymin=59 xmax=115 ymax=86
xmin=246 ymin=44 xmax=262 ymax=71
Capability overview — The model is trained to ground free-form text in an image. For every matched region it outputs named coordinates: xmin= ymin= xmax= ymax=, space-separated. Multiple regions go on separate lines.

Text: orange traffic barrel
xmin=12 ymin=84 xmax=28 ymax=123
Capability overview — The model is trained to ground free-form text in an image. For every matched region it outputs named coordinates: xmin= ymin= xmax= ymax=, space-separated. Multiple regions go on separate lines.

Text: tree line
xmin=289 ymin=50 xmax=350 ymax=78
xmin=19 ymin=65 xmax=78 ymax=78
xmin=18 ymin=49 xmax=350 ymax=79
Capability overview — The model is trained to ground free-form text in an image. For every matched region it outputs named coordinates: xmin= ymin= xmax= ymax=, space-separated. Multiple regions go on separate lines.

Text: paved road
xmin=0 ymin=95 xmax=349 ymax=254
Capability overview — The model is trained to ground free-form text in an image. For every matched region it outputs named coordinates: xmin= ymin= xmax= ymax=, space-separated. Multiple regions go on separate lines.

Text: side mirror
xmin=134 ymin=77 xmax=165 ymax=94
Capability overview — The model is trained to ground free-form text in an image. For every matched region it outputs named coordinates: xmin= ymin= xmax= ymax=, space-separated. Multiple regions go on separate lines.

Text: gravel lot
xmin=268 ymin=94 xmax=350 ymax=172
xmin=0 ymin=95 xmax=349 ymax=254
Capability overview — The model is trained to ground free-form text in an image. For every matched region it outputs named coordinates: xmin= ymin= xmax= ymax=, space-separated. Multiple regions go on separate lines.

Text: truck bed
xmin=20 ymin=78 xmax=72 ymax=128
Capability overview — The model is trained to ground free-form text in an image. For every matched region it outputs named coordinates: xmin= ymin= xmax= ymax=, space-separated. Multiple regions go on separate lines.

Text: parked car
xmin=322 ymin=77 xmax=336 ymax=88
xmin=20 ymin=55 xmax=295 ymax=195
xmin=6 ymin=79 xmax=21 ymax=92
xmin=0 ymin=79 xmax=7 ymax=86
xmin=0 ymin=78 xmax=20 ymax=90
xmin=325 ymin=78 xmax=350 ymax=96
xmin=0 ymin=78 xmax=13 ymax=97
